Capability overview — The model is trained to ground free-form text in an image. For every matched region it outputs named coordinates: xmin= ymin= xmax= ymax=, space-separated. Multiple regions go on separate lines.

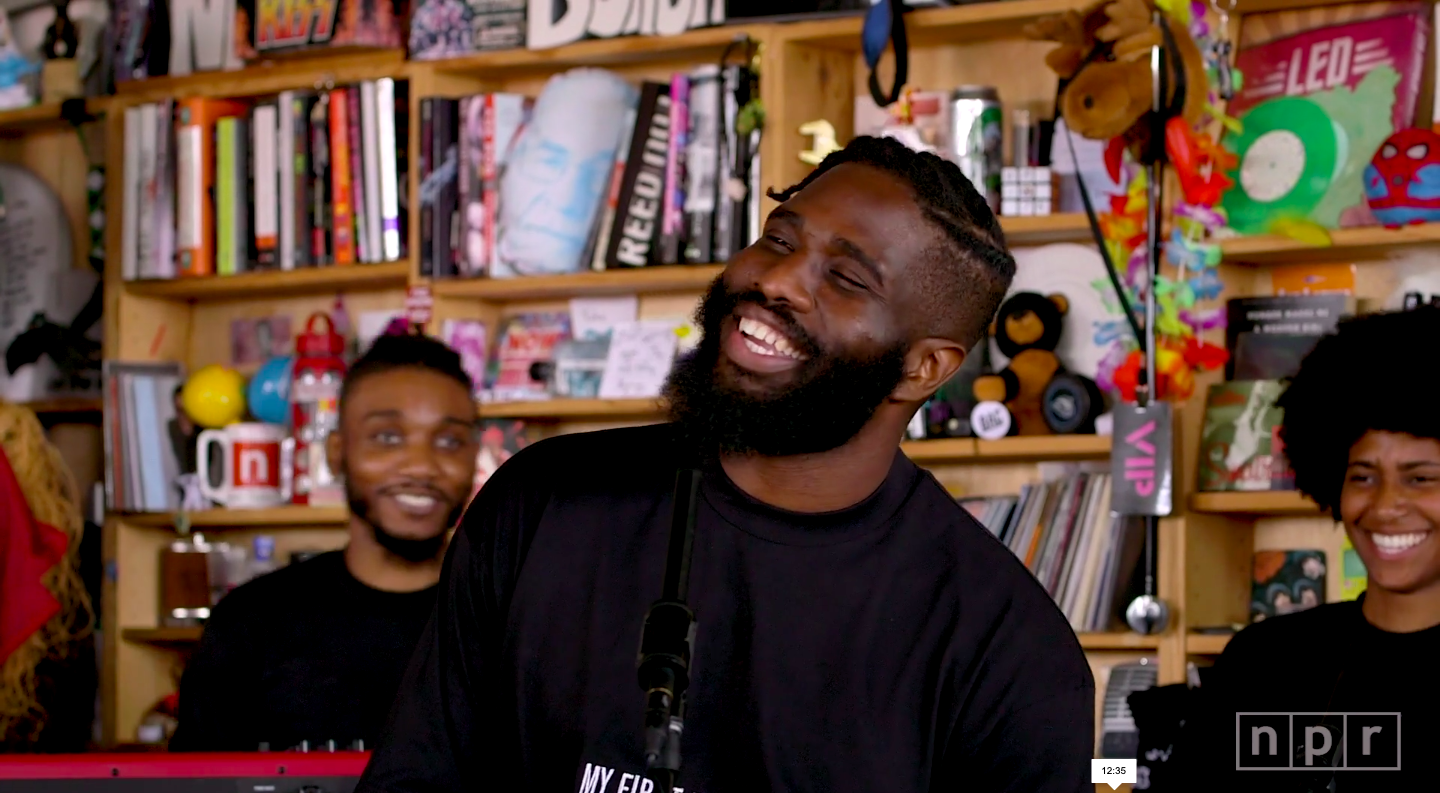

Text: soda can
xmin=950 ymin=86 xmax=1004 ymax=213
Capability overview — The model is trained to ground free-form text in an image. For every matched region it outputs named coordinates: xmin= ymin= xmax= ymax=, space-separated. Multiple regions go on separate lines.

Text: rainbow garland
xmin=1088 ymin=0 xmax=1232 ymax=403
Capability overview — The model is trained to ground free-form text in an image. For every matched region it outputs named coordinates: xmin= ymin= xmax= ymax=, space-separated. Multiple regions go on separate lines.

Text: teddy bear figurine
xmin=972 ymin=292 xmax=1105 ymax=436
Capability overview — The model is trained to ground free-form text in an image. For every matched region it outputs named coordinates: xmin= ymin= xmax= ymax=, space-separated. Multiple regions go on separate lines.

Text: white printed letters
xmin=528 ymin=0 xmax=726 ymax=50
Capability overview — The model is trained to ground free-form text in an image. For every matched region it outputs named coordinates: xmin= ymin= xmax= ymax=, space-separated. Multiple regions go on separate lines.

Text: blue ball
xmin=248 ymin=355 xmax=293 ymax=425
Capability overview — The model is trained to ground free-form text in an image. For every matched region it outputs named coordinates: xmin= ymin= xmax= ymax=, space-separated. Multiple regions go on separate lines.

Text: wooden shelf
xmin=122 ymin=627 xmax=203 ymax=645
xmin=972 ymin=434 xmax=1111 ymax=461
xmin=19 ymin=396 xmax=102 ymax=415
xmin=1186 ymin=633 xmax=1233 ymax=655
xmin=123 ymin=261 xmax=409 ymax=301
xmin=1188 ymin=490 xmax=1324 ymax=516
xmin=436 ymin=265 xmax=724 ymax=302
xmin=431 ymin=216 xmax=1089 ymax=303
xmin=1077 ymin=632 xmax=1161 ymax=651
xmin=1219 ymin=223 xmax=1440 ymax=265
xmin=480 ymin=400 xmax=1104 ymax=465
xmin=114 ymin=50 xmax=410 ymax=103
xmin=998 ymin=214 xmax=1093 ymax=245
xmin=0 ymin=97 xmax=113 ymax=135
xmin=481 ymin=397 xmax=663 ymax=420
xmin=118 ymin=505 xmax=349 ymax=528
xmin=778 ymin=0 xmax=1089 ymax=47
xmin=431 ymin=24 xmax=761 ymax=74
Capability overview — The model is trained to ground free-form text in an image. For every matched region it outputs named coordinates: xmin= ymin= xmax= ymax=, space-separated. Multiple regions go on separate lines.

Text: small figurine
xmin=1363 ymin=128 xmax=1440 ymax=229
xmin=798 ymin=119 xmax=841 ymax=166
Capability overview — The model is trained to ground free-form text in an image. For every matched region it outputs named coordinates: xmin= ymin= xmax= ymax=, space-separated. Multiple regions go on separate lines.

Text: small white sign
xmin=969 ymin=401 xmax=1012 ymax=440
xmin=1090 ymin=758 xmax=1137 ymax=790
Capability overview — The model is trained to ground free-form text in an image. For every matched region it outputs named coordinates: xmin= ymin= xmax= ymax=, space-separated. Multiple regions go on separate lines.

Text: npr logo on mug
xmin=1236 ymin=713 xmax=1401 ymax=771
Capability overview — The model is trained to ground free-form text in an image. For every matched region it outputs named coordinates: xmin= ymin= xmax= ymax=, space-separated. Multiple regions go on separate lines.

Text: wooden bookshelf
xmin=1188 ymin=490 xmax=1324 ymax=516
xmin=437 ymin=265 xmax=725 ymax=302
xmin=120 ymin=505 xmax=350 ymax=529
xmin=122 ymin=627 xmax=204 ymax=645
xmin=0 ymin=97 xmax=113 ymax=135
xmin=1079 ymin=632 xmax=1161 ymax=651
xmin=777 ymin=0 xmax=1091 ymax=46
xmin=113 ymin=50 xmax=411 ymax=103
xmin=431 ymin=24 xmax=764 ymax=74
xmin=123 ymin=261 xmax=410 ymax=301
xmin=20 ymin=396 xmax=103 ymax=415
xmin=1186 ymin=633 xmax=1234 ymax=656
xmin=92 ymin=0 xmax=1353 ymax=751
xmin=972 ymin=434 xmax=1111 ymax=461
xmin=1219 ymin=223 xmax=1440 ymax=265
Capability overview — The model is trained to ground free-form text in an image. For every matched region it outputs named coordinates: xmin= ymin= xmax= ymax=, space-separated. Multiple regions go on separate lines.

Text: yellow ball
xmin=181 ymin=365 xmax=247 ymax=429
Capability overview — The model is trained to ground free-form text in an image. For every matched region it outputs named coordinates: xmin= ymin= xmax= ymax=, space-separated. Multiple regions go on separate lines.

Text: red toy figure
xmin=1363 ymin=128 xmax=1440 ymax=229
xmin=290 ymin=312 xmax=348 ymax=506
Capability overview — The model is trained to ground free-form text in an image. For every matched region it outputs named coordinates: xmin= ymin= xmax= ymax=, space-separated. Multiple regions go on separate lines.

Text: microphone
xmin=636 ymin=468 xmax=702 ymax=793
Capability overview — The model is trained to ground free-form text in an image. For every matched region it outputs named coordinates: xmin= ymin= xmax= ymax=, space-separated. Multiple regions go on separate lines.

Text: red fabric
xmin=0 ymin=444 xmax=67 ymax=665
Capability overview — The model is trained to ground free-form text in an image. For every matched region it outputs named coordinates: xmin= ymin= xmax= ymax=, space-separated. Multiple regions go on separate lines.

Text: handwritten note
xmin=570 ymin=296 xmax=638 ymax=340
xmin=598 ymin=320 xmax=680 ymax=399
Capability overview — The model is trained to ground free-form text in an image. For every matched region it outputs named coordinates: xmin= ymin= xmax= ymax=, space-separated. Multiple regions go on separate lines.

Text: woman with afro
xmin=1180 ymin=305 xmax=1440 ymax=793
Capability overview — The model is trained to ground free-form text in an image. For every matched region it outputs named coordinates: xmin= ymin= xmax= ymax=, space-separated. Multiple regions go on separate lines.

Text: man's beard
xmin=662 ymin=277 xmax=908 ymax=458
xmin=343 ymin=472 xmax=460 ymax=564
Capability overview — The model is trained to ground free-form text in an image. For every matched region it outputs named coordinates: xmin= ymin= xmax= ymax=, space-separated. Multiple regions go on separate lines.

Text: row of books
xmin=961 ymin=469 xmax=1144 ymax=634
xmin=119 ymin=79 xmax=410 ymax=281
xmin=422 ymin=64 xmax=762 ymax=280
xmin=103 ymin=361 xmax=185 ymax=513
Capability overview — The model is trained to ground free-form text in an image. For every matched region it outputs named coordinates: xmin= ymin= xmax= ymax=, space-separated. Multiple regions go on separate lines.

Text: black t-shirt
xmin=1183 ymin=598 xmax=1440 ymax=792
xmin=357 ymin=424 xmax=1095 ymax=793
xmin=168 ymin=550 xmax=437 ymax=752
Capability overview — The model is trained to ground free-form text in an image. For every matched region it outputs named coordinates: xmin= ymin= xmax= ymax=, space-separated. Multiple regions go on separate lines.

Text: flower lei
xmin=1090 ymin=0 xmax=1234 ymax=402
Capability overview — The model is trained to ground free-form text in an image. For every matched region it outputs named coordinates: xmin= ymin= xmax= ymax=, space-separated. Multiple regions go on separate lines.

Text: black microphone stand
xmin=636 ymin=468 xmax=702 ymax=793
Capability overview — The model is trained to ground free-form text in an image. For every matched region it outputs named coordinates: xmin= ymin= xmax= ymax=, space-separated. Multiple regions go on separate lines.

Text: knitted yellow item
xmin=0 ymin=401 xmax=94 ymax=744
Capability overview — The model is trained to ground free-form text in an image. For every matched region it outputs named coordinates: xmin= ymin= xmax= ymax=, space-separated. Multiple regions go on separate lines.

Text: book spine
xmin=587 ymin=106 xmax=636 ymax=272
xmin=292 ymin=92 xmax=314 ymax=268
xmin=418 ymin=97 xmax=435 ymax=278
xmin=137 ymin=103 xmax=157 ymax=277
xmin=684 ymin=64 xmax=720 ymax=265
xmin=236 ymin=115 xmax=252 ymax=272
xmin=330 ymin=87 xmax=356 ymax=265
xmin=252 ymin=103 xmax=279 ymax=269
xmin=713 ymin=65 xmax=743 ymax=264
xmin=604 ymin=83 xmax=670 ymax=269
xmin=215 ymin=117 xmax=235 ymax=276
xmin=310 ymin=96 xmax=332 ymax=266
xmin=376 ymin=78 xmax=403 ymax=261
xmin=277 ymin=91 xmax=295 ymax=270
xmin=480 ymin=94 xmax=498 ymax=275
xmin=660 ymin=73 xmax=690 ymax=266
xmin=347 ymin=85 xmax=369 ymax=264
xmin=120 ymin=107 xmax=141 ymax=280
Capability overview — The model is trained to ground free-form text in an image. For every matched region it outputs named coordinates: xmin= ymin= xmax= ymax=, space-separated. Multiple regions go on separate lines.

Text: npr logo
xmin=1237 ymin=713 xmax=1401 ymax=771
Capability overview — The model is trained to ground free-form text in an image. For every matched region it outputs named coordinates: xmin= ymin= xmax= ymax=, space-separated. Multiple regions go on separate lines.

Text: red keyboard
xmin=0 ymin=753 xmax=370 ymax=793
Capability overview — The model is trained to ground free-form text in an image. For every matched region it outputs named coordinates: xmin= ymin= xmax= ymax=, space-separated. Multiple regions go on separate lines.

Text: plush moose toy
xmin=1024 ymin=0 xmax=1230 ymax=203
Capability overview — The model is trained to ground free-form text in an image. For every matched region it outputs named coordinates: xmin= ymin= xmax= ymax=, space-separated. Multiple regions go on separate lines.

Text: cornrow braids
xmin=767 ymin=135 xmax=1016 ymax=348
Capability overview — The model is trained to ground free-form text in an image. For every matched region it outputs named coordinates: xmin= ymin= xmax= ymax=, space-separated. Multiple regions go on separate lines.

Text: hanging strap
xmin=862 ymin=0 xmax=908 ymax=108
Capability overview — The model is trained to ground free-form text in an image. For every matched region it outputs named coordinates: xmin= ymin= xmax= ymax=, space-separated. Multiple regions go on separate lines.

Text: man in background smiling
xmin=170 ymin=333 xmax=478 ymax=752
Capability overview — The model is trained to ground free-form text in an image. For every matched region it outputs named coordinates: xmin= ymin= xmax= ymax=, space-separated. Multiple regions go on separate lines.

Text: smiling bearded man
xmin=357 ymin=136 xmax=1096 ymax=793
